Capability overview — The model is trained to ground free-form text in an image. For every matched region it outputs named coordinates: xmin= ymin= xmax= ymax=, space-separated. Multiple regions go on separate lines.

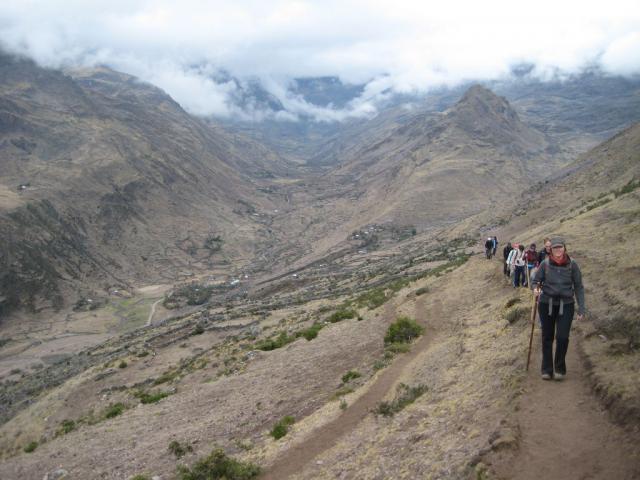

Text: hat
xmin=550 ymin=236 xmax=565 ymax=248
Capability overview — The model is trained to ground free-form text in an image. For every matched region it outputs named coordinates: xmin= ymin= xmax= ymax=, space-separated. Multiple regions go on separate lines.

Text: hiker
xmin=485 ymin=237 xmax=493 ymax=259
xmin=507 ymin=244 xmax=526 ymax=287
xmin=537 ymin=237 xmax=552 ymax=264
xmin=524 ymin=243 xmax=538 ymax=287
xmin=492 ymin=236 xmax=498 ymax=257
xmin=507 ymin=244 xmax=525 ymax=288
xmin=506 ymin=242 xmax=519 ymax=282
xmin=503 ymin=242 xmax=513 ymax=277
xmin=532 ymin=237 xmax=585 ymax=381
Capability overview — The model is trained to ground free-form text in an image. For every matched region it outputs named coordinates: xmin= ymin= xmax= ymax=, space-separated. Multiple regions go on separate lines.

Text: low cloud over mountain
xmin=1 ymin=1 xmax=639 ymax=122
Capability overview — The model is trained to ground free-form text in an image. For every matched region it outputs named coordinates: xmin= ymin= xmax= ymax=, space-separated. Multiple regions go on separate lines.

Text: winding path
xmin=260 ymin=296 xmax=442 ymax=479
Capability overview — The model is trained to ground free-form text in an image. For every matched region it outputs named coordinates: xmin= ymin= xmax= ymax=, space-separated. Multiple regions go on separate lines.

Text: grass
xmin=169 ymin=440 xmax=194 ymax=458
xmin=270 ymin=416 xmax=295 ymax=440
xmin=375 ymin=383 xmax=428 ymax=417
xmin=504 ymin=297 xmax=521 ymax=309
xmin=255 ymin=331 xmax=296 ymax=351
xmin=414 ymin=287 xmax=429 ymax=296
xmin=23 ymin=441 xmax=38 ymax=453
xmin=176 ymin=448 xmax=260 ymax=480
xmin=503 ymin=305 xmax=529 ymax=324
xmin=154 ymin=369 xmax=180 ymax=385
xmin=384 ymin=317 xmax=424 ymax=344
xmin=384 ymin=342 xmax=411 ymax=354
xmin=58 ymin=419 xmax=76 ymax=435
xmin=104 ymin=402 xmax=126 ymax=419
xmin=296 ymin=322 xmax=324 ymax=340
xmin=341 ymin=370 xmax=361 ymax=383
xmin=355 ymin=288 xmax=388 ymax=310
xmin=118 ymin=360 xmax=128 ymax=369
xmin=134 ymin=390 xmax=173 ymax=404
xmin=130 ymin=476 xmax=151 ymax=480
xmin=327 ymin=307 xmax=358 ymax=323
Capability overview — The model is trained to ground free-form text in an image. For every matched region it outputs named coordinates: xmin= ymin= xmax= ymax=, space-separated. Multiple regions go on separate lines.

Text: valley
xmin=0 ymin=53 xmax=639 ymax=479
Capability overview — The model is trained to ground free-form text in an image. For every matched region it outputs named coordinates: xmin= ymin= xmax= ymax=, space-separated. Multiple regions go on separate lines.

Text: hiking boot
xmin=554 ymin=373 xmax=566 ymax=381
xmin=541 ymin=373 xmax=552 ymax=380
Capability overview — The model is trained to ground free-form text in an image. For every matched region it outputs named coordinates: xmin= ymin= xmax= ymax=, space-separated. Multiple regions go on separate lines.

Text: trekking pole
xmin=526 ymin=292 xmax=539 ymax=371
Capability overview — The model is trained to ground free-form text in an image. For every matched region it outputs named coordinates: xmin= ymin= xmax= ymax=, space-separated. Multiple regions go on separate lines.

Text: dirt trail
xmin=489 ymin=321 xmax=640 ymax=479
xmin=260 ymin=296 xmax=441 ymax=479
xmin=147 ymin=298 xmax=163 ymax=326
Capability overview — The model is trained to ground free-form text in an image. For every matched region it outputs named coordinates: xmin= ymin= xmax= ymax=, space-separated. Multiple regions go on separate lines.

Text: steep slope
xmin=321 ymin=86 xmax=560 ymax=230
xmin=0 ymin=54 xmax=292 ymax=318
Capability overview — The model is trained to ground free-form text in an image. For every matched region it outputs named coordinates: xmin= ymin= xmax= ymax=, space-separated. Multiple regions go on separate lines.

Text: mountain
xmin=0 ymin=54 xmax=293 ymax=318
xmin=318 ymin=85 xmax=560 ymax=230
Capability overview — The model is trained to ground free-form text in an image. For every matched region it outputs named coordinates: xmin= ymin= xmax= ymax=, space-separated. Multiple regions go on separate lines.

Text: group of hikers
xmin=484 ymin=235 xmax=586 ymax=382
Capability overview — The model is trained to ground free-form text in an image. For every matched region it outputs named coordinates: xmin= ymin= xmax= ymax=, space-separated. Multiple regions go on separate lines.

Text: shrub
xmin=296 ymin=323 xmax=324 ymax=341
xmin=119 ymin=360 xmax=128 ymax=369
xmin=328 ymin=308 xmax=357 ymax=323
xmin=414 ymin=287 xmax=429 ymax=296
xmin=341 ymin=370 xmax=361 ymax=383
xmin=104 ymin=402 xmax=126 ymax=419
xmin=384 ymin=317 xmax=424 ymax=344
xmin=356 ymin=288 xmax=388 ymax=310
xmin=59 ymin=419 xmax=76 ymax=435
xmin=176 ymin=448 xmax=260 ymax=480
xmin=255 ymin=331 xmax=295 ymax=351
xmin=130 ymin=475 xmax=151 ymax=480
xmin=375 ymin=383 xmax=428 ymax=417
xmin=270 ymin=416 xmax=295 ymax=440
xmin=135 ymin=390 xmax=172 ymax=404
xmin=169 ymin=440 xmax=193 ymax=458
xmin=193 ymin=323 xmax=205 ymax=335
xmin=154 ymin=370 xmax=179 ymax=385
xmin=23 ymin=441 xmax=38 ymax=453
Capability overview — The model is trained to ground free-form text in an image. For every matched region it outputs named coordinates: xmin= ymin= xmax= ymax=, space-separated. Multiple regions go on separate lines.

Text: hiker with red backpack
xmin=531 ymin=237 xmax=585 ymax=381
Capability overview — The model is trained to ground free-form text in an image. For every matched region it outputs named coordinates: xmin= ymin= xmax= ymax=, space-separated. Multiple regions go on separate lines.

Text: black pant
xmin=513 ymin=265 xmax=525 ymax=287
xmin=539 ymin=302 xmax=574 ymax=375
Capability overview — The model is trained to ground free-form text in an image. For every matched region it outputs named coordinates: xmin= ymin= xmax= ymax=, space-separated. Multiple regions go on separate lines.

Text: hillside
xmin=0 ymin=54 xmax=295 ymax=319
xmin=0 ymin=122 xmax=638 ymax=478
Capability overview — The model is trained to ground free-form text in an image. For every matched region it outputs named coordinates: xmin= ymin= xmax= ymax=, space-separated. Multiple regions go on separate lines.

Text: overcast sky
xmin=1 ymin=0 xmax=639 ymax=121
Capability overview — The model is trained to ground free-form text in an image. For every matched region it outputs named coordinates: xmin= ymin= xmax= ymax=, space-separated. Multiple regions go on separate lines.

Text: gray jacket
xmin=531 ymin=256 xmax=585 ymax=315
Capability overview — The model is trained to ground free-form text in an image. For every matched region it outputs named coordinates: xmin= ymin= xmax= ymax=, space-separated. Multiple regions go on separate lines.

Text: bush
xmin=296 ymin=323 xmax=324 ymax=341
xmin=384 ymin=317 xmax=424 ymax=344
xmin=135 ymin=390 xmax=172 ymax=404
xmin=414 ymin=287 xmax=429 ymax=296
xmin=270 ymin=416 xmax=295 ymax=440
xmin=59 ymin=419 xmax=76 ymax=435
xmin=341 ymin=370 xmax=361 ymax=383
xmin=255 ymin=332 xmax=295 ymax=351
xmin=104 ymin=402 xmax=126 ymax=419
xmin=177 ymin=448 xmax=260 ymax=480
xmin=375 ymin=383 xmax=428 ymax=417
xmin=169 ymin=440 xmax=193 ymax=458
xmin=328 ymin=308 xmax=357 ymax=323
xmin=192 ymin=323 xmax=205 ymax=335
xmin=154 ymin=370 xmax=179 ymax=385
xmin=130 ymin=476 xmax=151 ymax=480
xmin=23 ymin=441 xmax=38 ymax=453
xmin=356 ymin=288 xmax=388 ymax=310
xmin=119 ymin=360 xmax=128 ymax=369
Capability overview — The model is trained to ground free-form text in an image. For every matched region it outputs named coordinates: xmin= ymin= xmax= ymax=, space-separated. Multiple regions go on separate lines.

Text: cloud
xmin=1 ymin=0 xmax=639 ymax=121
